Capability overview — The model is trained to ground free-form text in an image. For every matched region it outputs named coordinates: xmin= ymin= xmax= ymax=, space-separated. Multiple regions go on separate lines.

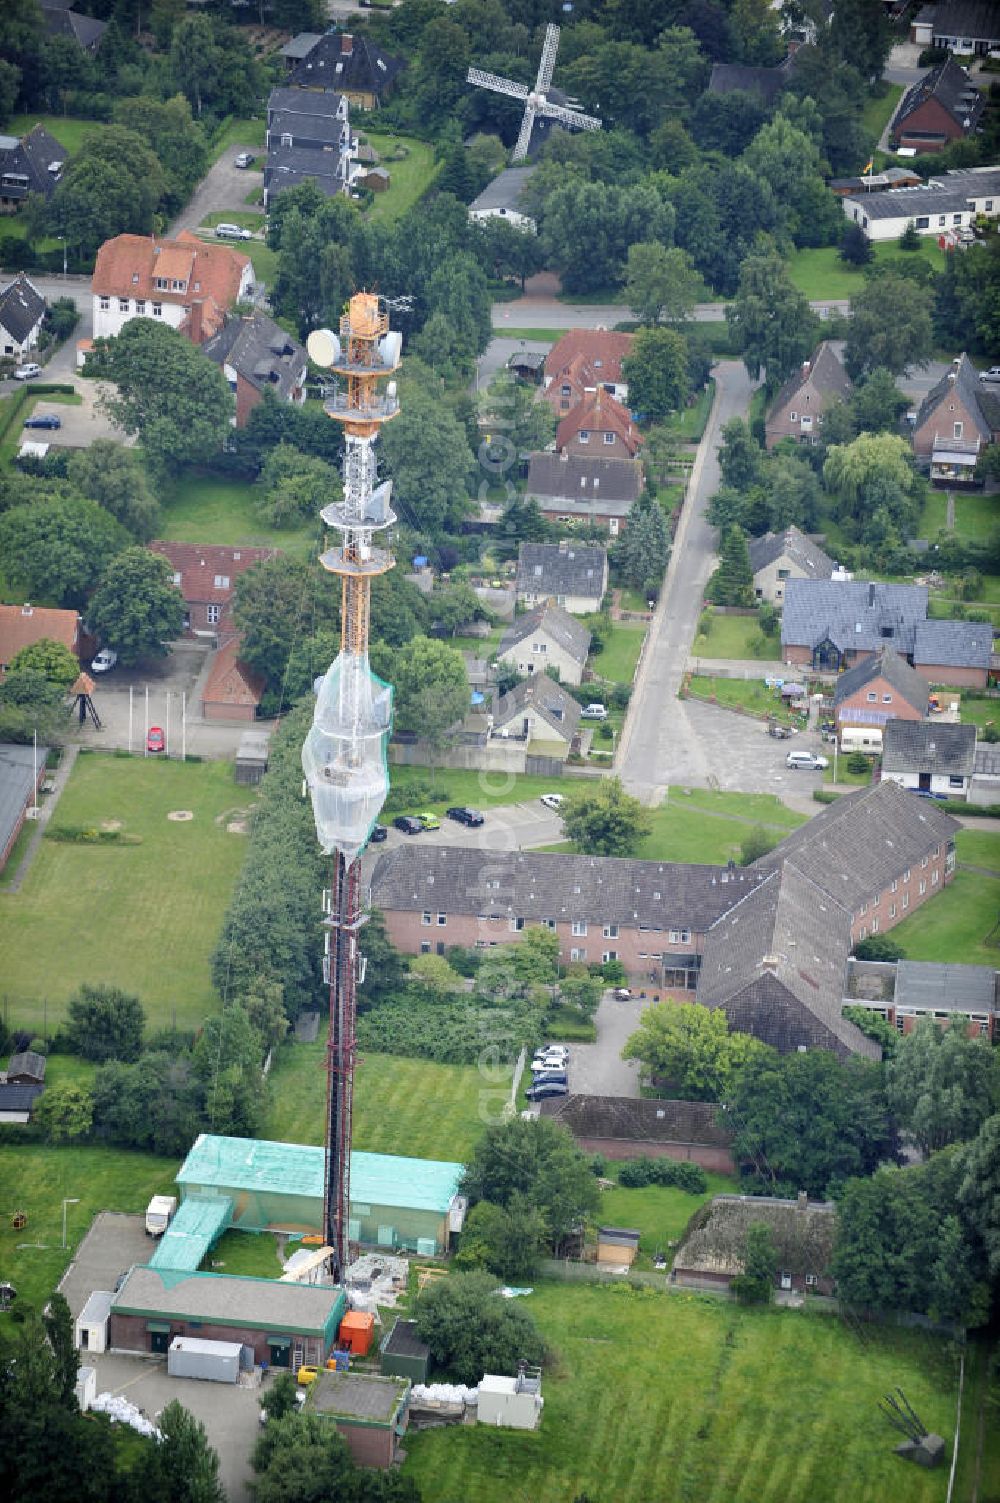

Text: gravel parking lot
xmin=20 ymin=382 xmax=133 ymax=451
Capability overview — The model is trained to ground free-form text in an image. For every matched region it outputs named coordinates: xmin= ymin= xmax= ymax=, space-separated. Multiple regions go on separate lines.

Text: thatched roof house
xmin=673 ymin=1193 xmax=836 ymax=1295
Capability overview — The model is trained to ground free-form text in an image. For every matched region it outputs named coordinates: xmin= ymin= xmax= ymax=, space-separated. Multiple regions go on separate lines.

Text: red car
xmin=146 ymin=726 xmax=165 ymax=753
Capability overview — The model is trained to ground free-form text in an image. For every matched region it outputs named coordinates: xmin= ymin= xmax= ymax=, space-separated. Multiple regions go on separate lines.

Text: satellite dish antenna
xmin=307 ymin=327 xmax=341 ymax=368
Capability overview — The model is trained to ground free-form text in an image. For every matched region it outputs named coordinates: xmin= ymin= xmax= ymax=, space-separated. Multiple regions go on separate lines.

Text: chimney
xmin=187 ymin=299 xmax=204 ymax=344
xmin=868 ymin=581 xmax=876 ymax=608
xmin=341 ymin=32 xmax=353 ymax=55
xmin=802 ymin=360 xmax=811 ymax=377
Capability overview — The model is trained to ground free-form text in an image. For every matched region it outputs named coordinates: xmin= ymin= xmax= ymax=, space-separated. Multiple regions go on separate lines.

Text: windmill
xmin=467 ymin=23 xmax=601 ymax=163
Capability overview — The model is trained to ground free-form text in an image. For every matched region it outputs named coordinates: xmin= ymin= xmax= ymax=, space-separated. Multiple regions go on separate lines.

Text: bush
xmin=846 ymin=752 xmax=870 ymax=774
xmin=813 ymin=789 xmax=842 ymax=804
xmin=617 ymin=1157 xmax=707 ymax=1193
xmin=415 ymin=1271 xmax=546 ymax=1385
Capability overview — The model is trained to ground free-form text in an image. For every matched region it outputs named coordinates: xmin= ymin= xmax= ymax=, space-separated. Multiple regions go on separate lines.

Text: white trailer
xmin=167 ymin=1336 xmax=244 ymax=1384
xmin=145 ymin=1195 xmax=177 ymax=1236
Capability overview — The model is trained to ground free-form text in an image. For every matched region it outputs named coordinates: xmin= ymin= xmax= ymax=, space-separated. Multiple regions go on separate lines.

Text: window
xmin=915 ymin=216 xmax=929 ymax=229
xmin=954 ymin=421 xmax=963 ymax=439
xmin=668 ymin=928 xmax=691 ymax=944
xmin=171 ymin=279 xmax=185 ymax=291
xmin=902 ymin=893 xmax=909 ymax=910
xmin=800 ymin=415 xmax=813 ymax=430
xmin=889 ymin=903 xmax=896 ymax=919
xmin=531 ymin=641 xmax=546 ymax=654
xmin=541 ymin=918 xmax=556 ymax=930
xmin=919 ymin=879 xmax=926 ymax=896
xmin=882 ymin=694 xmax=892 ymax=704
xmin=953 ymin=214 xmax=962 ymax=225
xmin=99 ymin=295 xmax=110 ymax=310
xmin=421 ymin=912 xmax=431 ymax=926
xmin=609 ymin=518 xmax=619 ymax=536
xmin=859 ymin=926 xmax=866 ymax=941
xmin=986 ymin=200 xmax=994 ymax=212
xmin=903 ymin=867 xmax=910 ymax=881
xmin=602 ymin=950 xmax=618 ymax=963
xmin=206 ymin=604 xmax=221 ymax=625
xmin=214 ymin=574 xmax=230 ymax=589
xmin=152 ymin=303 xmax=162 ymax=317
xmin=805 ymin=1274 xmax=818 ymax=1288
xmin=921 ymin=854 xmax=928 ymax=868
xmin=136 ymin=300 xmax=145 ymax=314
xmin=867 ymin=691 xmax=877 ymax=702
xmin=603 ymin=431 xmax=615 ymax=445
xmin=578 ymin=430 xmax=590 ymax=444
xmin=777 ymin=568 xmax=790 ymax=580
xmin=938 ymin=215 xmax=946 ymax=227
xmin=509 ymin=917 xmax=524 ymax=932
xmin=859 ymin=901 xmax=867 ymax=915
xmin=437 ymin=913 xmax=446 ymax=926
xmin=570 ymin=947 xmax=586 ymax=962
xmin=155 ymin=277 xmax=167 ymax=291
xmin=871 ymin=916 xmax=879 ymax=933
xmin=890 ymin=879 xmax=897 ymax=893
xmin=603 ymin=923 xmax=619 ymax=939
xmin=118 ymin=297 xmax=129 ymax=312
xmin=571 ymin=920 xmax=588 ymax=937
xmin=420 ymin=941 xmax=431 ymax=954
xmin=561 ymin=384 xmax=571 ymax=396
xmin=172 ymin=572 xmax=182 ymax=586
xmin=931 ymin=869 xmax=939 ymax=886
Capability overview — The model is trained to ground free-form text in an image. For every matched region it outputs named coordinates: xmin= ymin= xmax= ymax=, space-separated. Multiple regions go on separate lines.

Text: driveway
xmin=58 ymin=1211 xmax=154 ymax=1319
xmin=563 ymin=992 xmax=649 ymax=1099
xmin=21 ymin=379 xmax=133 ymax=450
xmin=169 ymin=151 xmax=264 ymax=238
xmin=616 ymin=360 xmax=762 ymax=802
xmin=653 ymin=699 xmax=831 ymax=804
xmin=377 ymin=799 xmax=565 ymax=854
xmin=475 ymin=336 xmax=551 ymax=394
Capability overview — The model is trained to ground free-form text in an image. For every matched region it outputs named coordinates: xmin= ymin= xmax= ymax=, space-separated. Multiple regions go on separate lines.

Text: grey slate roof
xmin=493 ymin=674 xmax=582 ymax=741
xmin=748 ymin=526 xmax=836 ymax=583
xmin=915 ymin=354 xmax=997 ymax=445
xmin=974 ymin=744 xmax=1000 ymax=778
xmin=832 ymin=648 xmax=929 ymax=714
xmin=767 ymin=343 xmax=852 ymax=426
xmin=288 ymin=31 xmax=404 ymax=97
xmin=0 ymin=741 xmax=47 ymax=873
xmin=539 ymin=1095 xmax=734 ymax=1149
xmin=113 ymin=1265 xmax=343 ymax=1335
xmin=0 ymin=124 xmax=68 ymax=203
xmin=892 ymin=55 xmax=985 ymax=136
xmin=697 ymin=864 xmax=876 ymax=1059
xmin=370 ymin=845 xmax=766 ymax=932
xmin=0 ymin=1083 xmax=44 ymax=1114
xmin=269 ymin=109 xmax=345 ymax=149
xmin=268 ymin=86 xmax=347 ymax=123
xmin=913 ymin=618 xmax=993 ymax=670
xmin=280 ymin=32 xmax=323 ymax=60
xmin=914 ymin=2 xmax=1000 ymax=42
xmin=896 ymin=958 xmax=997 ymax=1016
xmin=780 ymin=578 xmax=928 ymax=656
xmin=525 ymin=452 xmax=642 ymax=516
xmin=674 ymin=1194 xmax=837 ymax=1280
xmin=40 ymin=1 xmax=106 ymax=49
xmin=202 ymin=312 xmax=306 ymax=403
xmin=0 ymin=274 xmax=47 ymax=345
xmin=707 ymin=52 xmax=800 ymax=101
xmin=516 ymin=542 xmax=607 ymax=601
xmin=756 ymin=778 xmax=959 ymax=912
xmin=7 ymin=1050 xmax=45 ymax=1082
xmin=265 ymin=147 xmax=347 ymax=200
xmin=498 ymin=601 xmax=591 ymax=665
xmin=469 ymin=166 xmax=537 ymax=215
xmin=882 ymin=718 xmax=977 ymax=776
xmin=845 ymin=179 xmax=979 ymax=222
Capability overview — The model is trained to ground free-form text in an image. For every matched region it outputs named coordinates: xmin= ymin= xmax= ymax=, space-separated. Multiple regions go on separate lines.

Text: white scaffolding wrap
xmin=302 ymin=651 xmax=392 ymax=861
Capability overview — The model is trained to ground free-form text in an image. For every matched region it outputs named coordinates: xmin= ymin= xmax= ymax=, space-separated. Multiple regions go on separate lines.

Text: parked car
xmin=539 ymin=793 xmax=564 ymax=811
xmin=23 ymin=413 xmax=61 ymax=430
xmin=91 ymin=648 xmax=118 ymax=673
xmin=13 ymin=363 xmax=42 ymax=381
xmin=766 ymin=722 xmax=791 ymax=739
xmin=785 ymin=750 xmax=828 ymax=771
xmin=369 ymin=824 xmax=388 ymax=843
xmin=146 ymin=725 xmax=165 ymax=753
xmin=394 ymin=815 xmax=423 ymax=834
xmin=416 ymin=811 xmax=441 ymax=831
xmin=446 ymin=806 xmax=485 ymax=827
xmin=234 ymin=151 xmax=255 ymax=169
xmin=215 ymin=222 xmax=253 ymax=241
xmin=979 ymin=366 xmax=1000 ymax=384
xmin=613 ymin=987 xmax=632 ymax=1000
xmin=581 ymin=703 xmax=608 ymax=720
xmin=526 ymin=1081 xmax=569 ymax=1102
xmin=531 ymin=1072 xmax=568 ymax=1089
xmin=535 ymin=1042 xmax=568 ymax=1059
xmin=532 ymin=1049 xmax=568 ymax=1071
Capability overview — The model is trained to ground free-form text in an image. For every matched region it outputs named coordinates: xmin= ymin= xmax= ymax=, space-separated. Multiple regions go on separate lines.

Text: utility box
xmin=338 ymin=1311 xmax=375 ymax=1357
xmin=145 ymin=1195 xmax=178 ymax=1236
xmin=477 ymin=1369 xmax=543 ymax=1431
xmin=76 ymin=1365 xmax=97 ymax=1412
xmin=167 ymin=1336 xmax=244 ymax=1384
xmin=76 ymin=1290 xmax=114 ymax=1354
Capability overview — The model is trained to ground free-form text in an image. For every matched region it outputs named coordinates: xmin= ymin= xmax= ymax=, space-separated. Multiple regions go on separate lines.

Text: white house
xmin=497 ymin=601 xmax=591 ymax=686
xmin=91 ymin=232 xmax=254 ymax=345
xmin=468 ymin=167 xmax=537 ymax=232
xmin=881 ymin=719 xmax=977 ymax=801
xmin=515 ymin=541 xmax=608 ymax=615
xmin=0 ymin=273 xmax=46 ymax=359
xmin=843 ymin=165 xmax=1000 ymax=242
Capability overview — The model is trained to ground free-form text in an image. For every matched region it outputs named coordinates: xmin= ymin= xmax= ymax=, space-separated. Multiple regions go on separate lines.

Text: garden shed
xmin=76 ymin=1289 xmax=113 ymax=1354
xmin=379 ymin=1319 xmax=429 ymax=1385
xmin=596 ymin=1226 xmax=640 ymax=1268
xmin=305 ymin=1369 xmax=411 ymax=1468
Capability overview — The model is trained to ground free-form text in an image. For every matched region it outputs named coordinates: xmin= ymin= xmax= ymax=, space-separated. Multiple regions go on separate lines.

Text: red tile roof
xmin=92 ymin=232 xmax=250 ymax=343
xmin=545 ymin=329 xmax=634 ymax=388
xmin=148 ymin=542 xmax=279 ymax=606
xmin=556 ymin=388 xmax=642 ymax=457
xmin=0 ymin=603 xmax=79 ymax=674
xmin=202 ymin=637 xmax=265 ymax=711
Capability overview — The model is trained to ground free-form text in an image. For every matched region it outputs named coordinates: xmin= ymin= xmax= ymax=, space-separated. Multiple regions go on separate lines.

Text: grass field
xmin=210 ymin=117 xmax=267 ymax=161
xmin=599 ymin=1170 xmax=736 ymax=1269
xmin=0 ymin=754 xmax=250 ymax=1035
xmin=203 ymin=1228 xmax=283 ymax=1278
xmin=6 ymin=113 xmax=108 ymax=156
xmin=664 ymin=381 xmax=715 ymax=443
xmin=197 ymin=211 xmax=265 ymax=233
xmin=495 ymin=327 xmax=564 ymax=343
xmin=264 ymin=1042 xmax=507 ymax=1162
xmin=919 ymin=490 xmax=998 ymax=541
xmin=954 ymin=695 xmax=1000 ymax=734
xmin=635 ymin=788 xmax=804 ymax=864
xmin=786 ymin=240 xmax=945 ymax=302
xmin=693 ymin=613 xmax=772 ymax=661
xmin=860 ymin=83 xmax=904 ymax=141
xmin=686 ymin=675 xmax=799 ymax=724
xmin=363 ymin=133 xmax=440 ymax=224
xmin=956 ymin=828 xmax=1000 ymax=873
xmin=592 ymin=624 xmax=646 ymax=684
xmin=892 ymin=870 xmax=1000 ymax=968
xmin=0 ymin=1143 xmax=179 ymax=1317
xmin=159 ymin=473 xmax=314 ymax=555
xmin=386 ymin=765 xmax=577 ymax=811
xmin=403 ymin=1283 xmax=955 ymax=1503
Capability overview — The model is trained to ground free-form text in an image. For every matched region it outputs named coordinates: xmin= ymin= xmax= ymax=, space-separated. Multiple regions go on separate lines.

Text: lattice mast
xmin=302 ymin=294 xmax=400 ymax=1281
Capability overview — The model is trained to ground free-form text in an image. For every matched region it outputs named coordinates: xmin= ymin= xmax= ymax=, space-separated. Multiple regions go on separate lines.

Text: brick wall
xmin=571 ymin=1136 xmax=737 ymax=1173
xmin=109 ymin=1314 xmax=328 ymax=1366
xmin=335 ymin=1420 xmax=396 ymax=1469
xmin=914 ymin=662 xmax=988 ymax=689
xmin=850 ymin=839 xmax=951 ymax=943
xmin=837 ymin=675 xmax=924 ymax=723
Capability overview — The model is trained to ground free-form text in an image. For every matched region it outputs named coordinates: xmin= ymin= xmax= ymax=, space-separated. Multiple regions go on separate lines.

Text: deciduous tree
xmin=623 ymin=999 xmax=762 ymax=1099
xmin=622 ymin=325 xmax=690 ymax=420
xmin=149 ymin=1400 xmax=225 ymax=1503
xmin=0 ymin=494 xmax=128 ymax=608
xmin=48 ymin=126 xmax=165 ymax=256
xmin=34 ymin=1082 xmax=93 ymax=1144
xmin=887 ymin=1021 xmax=1000 ymax=1154
xmin=380 ymin=389 xmax=473 ymax=537
xmin=66 ymin=440 xmax=160 ymax=540
xmin=7 ymin=637 xmax=78 ymax=689
xmin=845 ymin=271 xmax=934 ymax=378
xmin=727 ymin=243 xmax=819 ymax=387
xmin=625 ymin=242 xmax=704 ymax=326
xmin=561 ymin=777 xmax=651 ymax=858
xmin=88 ymin=547 xmax=185 ymax=666
xmin=390 ymin=636 xmax=469 ymax=756
xmin=415 ymin=1270 xmax=546 ymax=1385
xmin=65 ymin=983 xmax=145 ymax=1063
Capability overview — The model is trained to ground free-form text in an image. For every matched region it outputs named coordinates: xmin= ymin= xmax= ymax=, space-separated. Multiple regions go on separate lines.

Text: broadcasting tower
xmin=302 ymin=294 xmax=401 ymax=1282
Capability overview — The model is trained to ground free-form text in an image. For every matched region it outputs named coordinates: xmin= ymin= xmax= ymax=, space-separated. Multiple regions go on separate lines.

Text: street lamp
xmin=61 ymin=1197 xmax=79 ymax=1249
xmin=56 ymin=235 xmax=67 ymax=277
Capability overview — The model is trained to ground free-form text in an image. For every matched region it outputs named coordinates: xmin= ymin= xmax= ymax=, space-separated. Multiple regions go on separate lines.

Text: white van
xmin=581 ymin=703 xmax=608 ymax=720
xmin=839 ymin=727 xmax=883 ymax=755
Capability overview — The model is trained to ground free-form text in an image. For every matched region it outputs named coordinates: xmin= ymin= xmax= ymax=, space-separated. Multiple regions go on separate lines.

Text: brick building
xmin=833 ymin=648 xmax=930 ymax=736
xmin=91 ymin=232 xmax=253 ymax=345
xmin=764 ymin=344 xmax=852 ymax=450
xmin=844 ymin=957 xmax=998 ymax=1041
xmin=889 ymin=55 xmax=984 ymax=153
xmin=556 ymin=387 xmax=642 ymax=459
xmin=913 ymin=620 xmax=992 ymax=689
xmin=543 ymin=329 xmax=634 ymax=414
xmin=781 ymin=578 xmax=928 ymax=672
xmin=0 ymin=602 xmax=79 ymax=679
xmin=524 ymin=451 xmax=642 ymax=536
xmin=912 ymin=354 xmax=1000 ymax=487
xmin=148 ymin=542 xmax=278 ymax=641
xmin=202 ymin=311 xmax=306 ymax=429
xmin=539 ymin=1095 xmax=737 ymax=1172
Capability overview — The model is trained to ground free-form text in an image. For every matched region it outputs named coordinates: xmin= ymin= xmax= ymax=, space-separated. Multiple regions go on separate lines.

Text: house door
xmin=149 ymin=1328 xmax=170 ymax=1355
xmin=268 ymin=1338 xmax=291 ymax=1369
xmin=918 ymin=772 xmax=931 ymax=792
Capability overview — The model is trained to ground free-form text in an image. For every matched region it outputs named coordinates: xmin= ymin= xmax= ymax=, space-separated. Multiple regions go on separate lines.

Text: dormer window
xmin=131 ymin=272 xmax=139 ymax=284
xmin=155 ymin=277 xmax=167 ymax=291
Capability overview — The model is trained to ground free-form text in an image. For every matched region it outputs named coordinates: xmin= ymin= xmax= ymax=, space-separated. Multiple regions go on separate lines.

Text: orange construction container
xmin=338 ymin=1311 xmax=375 ymax=1357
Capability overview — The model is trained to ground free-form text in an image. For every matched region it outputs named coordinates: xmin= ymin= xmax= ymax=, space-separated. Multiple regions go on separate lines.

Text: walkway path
xmin=3 ymin=743 xmax=79 ymax=894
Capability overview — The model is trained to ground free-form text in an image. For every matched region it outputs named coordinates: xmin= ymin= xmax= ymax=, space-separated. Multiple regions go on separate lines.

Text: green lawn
xmin=693 ymin=613 xmax=774 ymax=661
xmin=920 ymin=490 xmax=998 ymax=541
xmin=663 ymin=380 xmax=715 ymax=442
xmin=892 ymin=870 xmax=1000 ymax=968
xmin=363 ymin=133 xmax=440 ymax=225
xmin=860 ymin=83 xmax=904 ymax=140
xmin=634 ymin=788 xmax=804 ymax=864
xmin=264 ymin=1042 xmax=508 ymax=1162
xmin=210 ymin=117 xmax=267 ymax=162
xmin=592 ymin=623 xmax=646 ymax=684
xmin=956 ymin=829 xmax=1000 ymax=873
xmin=786 ymin=240 xmax=946 ymax=302
xmin=6 ymin=113 xmax=108 ymax=156
xmin=955 ymin=695 xmax=1000 ymax=734
xmin=599 ymin=1171 xmax=736 ymax=1269
xmin=0 ymin=1143 xmax=179 ymax=1319
xmin=686 ymin=675 xmax=800 ymax=724
xmin=385 ymin=766 xmax=576 ymax=812
xmin=496 ymin=327 xmax=564 ymax=343
xmin=197 ymin=211 xmax=265 ymax=233
xmin=202 ymin=1228 xmax=284 ymax=1278
xmin=403 ymin=1283 xmax=955 ymax=1503
xmin=159 ymin=473 xmax=314 ymax=555
xmin=0 ymin=754 xmax=250 ymax=1036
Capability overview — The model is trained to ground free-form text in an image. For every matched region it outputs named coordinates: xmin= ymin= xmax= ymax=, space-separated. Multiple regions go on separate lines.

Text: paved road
xmin=492 ymin=296 xmax=850 ymax=332
xmin=566 ymin=993 xmax=648 ymax=1099
xmin=168 ymin=150 xmax=264 ymax=238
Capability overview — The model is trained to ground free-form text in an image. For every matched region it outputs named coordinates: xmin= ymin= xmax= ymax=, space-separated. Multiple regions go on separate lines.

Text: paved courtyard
xmin=564 ymin=993 xmax=650 ymax=1100
xmin=58 ymin=1211 xmax=152 ymax=1319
